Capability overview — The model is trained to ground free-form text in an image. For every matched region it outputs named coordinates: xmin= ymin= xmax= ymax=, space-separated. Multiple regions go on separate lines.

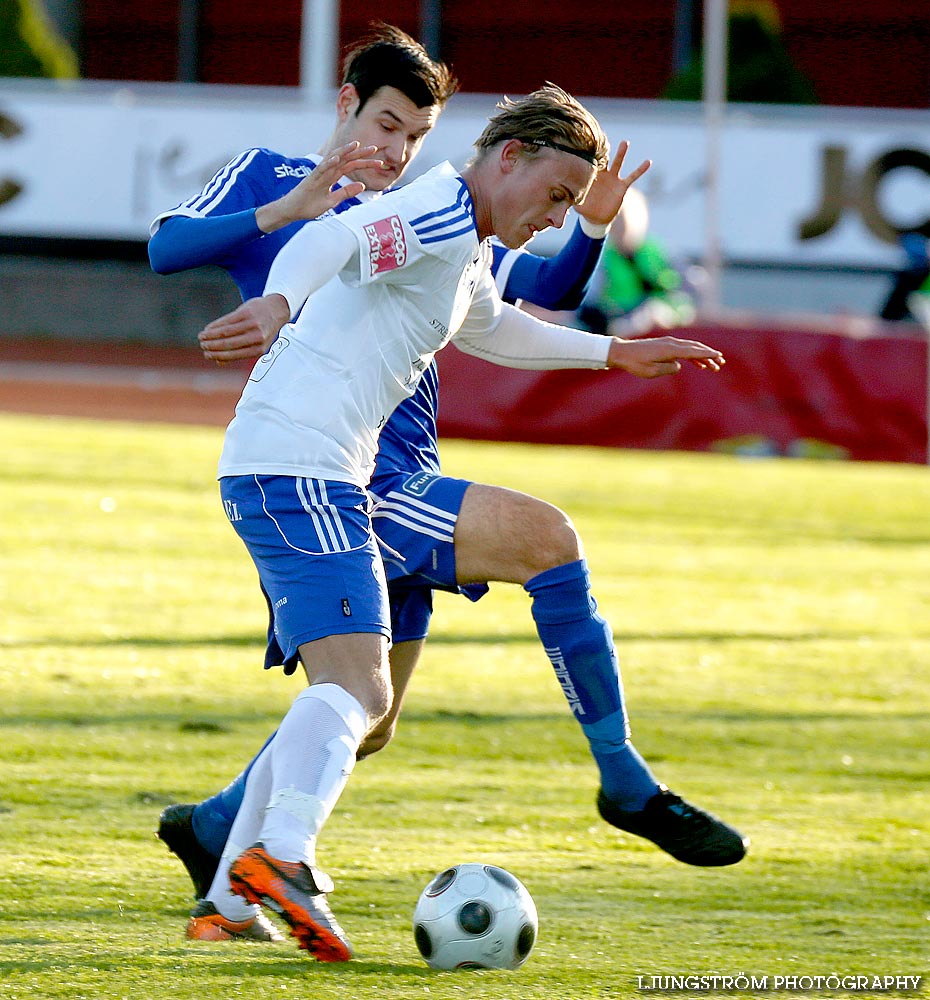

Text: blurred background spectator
xmin=578 ymin=188 xmax=697 ymax=337
xmin=878 ymin=232 xmax=930 ymax=324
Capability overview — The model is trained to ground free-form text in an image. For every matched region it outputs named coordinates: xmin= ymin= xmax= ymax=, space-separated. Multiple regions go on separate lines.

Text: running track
xmin=0 ymin=340 xmax=248 ymax=425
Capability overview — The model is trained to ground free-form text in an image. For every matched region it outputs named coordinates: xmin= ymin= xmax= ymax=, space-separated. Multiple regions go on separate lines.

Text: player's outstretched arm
xmin=606 ymin=335 xmax=725 ymax=378
xmin=456 ymin=298 xmax=724 ymax=377
xmin=198 ymin=294 xmax=291 ymax=364
xmin=255 ymin=141 xmax=382 ymax=233
xmin=576 ymin=140 xmax=651 ymax=228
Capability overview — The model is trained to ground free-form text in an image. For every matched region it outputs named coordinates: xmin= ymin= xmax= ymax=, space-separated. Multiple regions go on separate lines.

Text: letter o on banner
xmin=860 ymin=147 xmax=930 ymax=243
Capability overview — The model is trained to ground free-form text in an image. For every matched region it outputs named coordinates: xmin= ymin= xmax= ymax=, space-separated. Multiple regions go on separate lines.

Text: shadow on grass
xmin=1 ymin=629 xmax=910 ymax=651
xmin=0 ymin=634 xmax=266 ymax=650
xmin=200 ymin=957 xmax=433 ymax=978
xmin=0 ymin=708 xmax=571 ymax=730
xmin=0 ymin=712 xmax=275 ymax=729
xmin=0 ymin=955 xmax=430 ymax=977
xmin=4 ymin=705 xmax=927 ymax=732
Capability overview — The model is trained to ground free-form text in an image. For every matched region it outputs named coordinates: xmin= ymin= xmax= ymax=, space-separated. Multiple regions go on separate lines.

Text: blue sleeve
xmin=148 ymin=210 xmax=263 ymax=274
xmin=499 ymin=222 xmax=606 ymax=310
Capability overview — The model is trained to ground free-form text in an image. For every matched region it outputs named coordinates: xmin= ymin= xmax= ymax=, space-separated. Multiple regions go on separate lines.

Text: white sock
xmin=205 ymin=743 xmax=272 ymax=922
xmin=259 ymin=683 xmax=367 ymax=867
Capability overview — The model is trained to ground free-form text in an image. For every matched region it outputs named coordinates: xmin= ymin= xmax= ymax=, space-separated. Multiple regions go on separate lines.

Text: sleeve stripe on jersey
xmin=417 ymin=222 xmax=477 ymax=245
xmin=412 ymin=212 xmax=473 ymax=240
xmin=186 ymin=148 xmax=264 ymax=216
xmin=409 ymin=179 xmax=475 ymax=244
xmin=330 ymin=186 xmax=363 ymax=215
xmin=409 ymin=184 xmax=468 ymax=227
xmin=413 ymin=210 xmax=471 ymax=236
xmin=179 ymin=148 xmax=257 ymax=213
xmin=411 ymin=209 xmax=474 ymax=242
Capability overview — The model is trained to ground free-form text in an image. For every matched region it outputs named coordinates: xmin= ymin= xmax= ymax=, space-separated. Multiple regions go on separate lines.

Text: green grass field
xmin=1 ymin=411 xmax=928 ymax=1000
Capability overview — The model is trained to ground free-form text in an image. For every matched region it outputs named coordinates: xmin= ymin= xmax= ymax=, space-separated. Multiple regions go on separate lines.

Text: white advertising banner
xmin=0 ymin=79 xmax=928 ymax=267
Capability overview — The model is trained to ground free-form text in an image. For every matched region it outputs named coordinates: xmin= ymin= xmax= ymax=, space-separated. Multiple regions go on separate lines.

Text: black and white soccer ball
xmin=413 ymin=863 xmax=538 ymax=970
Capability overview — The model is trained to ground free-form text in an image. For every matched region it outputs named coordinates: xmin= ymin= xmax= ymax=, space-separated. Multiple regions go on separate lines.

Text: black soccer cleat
xmin=597 ymin=786 xmax=749 ymax=867
xmin=157 ymin=803 xmax=221 ymax=899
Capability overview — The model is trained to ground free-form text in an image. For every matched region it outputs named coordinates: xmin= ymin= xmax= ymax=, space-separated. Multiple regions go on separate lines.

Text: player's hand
xmin=255 ymin=141 xmax=383 ymax=233
xmin=577 ymin=140 xmax=650 ymax=228
xmin=198 ymin=294 xmax=291 ymax=364
xmin=606 ymin=335 xmax=725 ymax=378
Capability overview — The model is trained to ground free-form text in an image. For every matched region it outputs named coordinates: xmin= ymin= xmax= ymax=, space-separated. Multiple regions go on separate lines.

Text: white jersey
xmin=218 ymin=161 xmax=611 ymax=487
xmin=218 ymin=162 xmax=498 ymax=486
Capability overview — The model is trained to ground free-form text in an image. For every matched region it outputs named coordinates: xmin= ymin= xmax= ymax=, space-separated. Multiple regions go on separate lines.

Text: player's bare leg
xmin=298 ymin=631 xmax=393 ymax=723
xmin=453 ymin=483 xmax=582 ymax=585
xmin=359 ymin=638 xmax=425 ymax=758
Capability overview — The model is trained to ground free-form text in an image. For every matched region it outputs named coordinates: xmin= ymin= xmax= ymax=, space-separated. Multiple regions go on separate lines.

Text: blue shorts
xmin=369 ymin=470 xmax=488 ymax=643
xmin=220 ymin=475 xmax=390 ymax=674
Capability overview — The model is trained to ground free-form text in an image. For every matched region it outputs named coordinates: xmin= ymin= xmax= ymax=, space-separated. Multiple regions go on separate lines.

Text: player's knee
xmin=531 ymin=504 xmax=582 ymax=572
xmin=366 ymin=679 xmax=394 ymax=727
xmin=349 ymin=668 xmax=393 ymax=730
xmin=357 ymin=719 xmax=398 ymax=760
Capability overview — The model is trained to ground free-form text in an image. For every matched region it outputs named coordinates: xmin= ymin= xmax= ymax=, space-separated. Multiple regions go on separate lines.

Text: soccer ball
xmin=413 ymin=863 xmax=538 ymax=970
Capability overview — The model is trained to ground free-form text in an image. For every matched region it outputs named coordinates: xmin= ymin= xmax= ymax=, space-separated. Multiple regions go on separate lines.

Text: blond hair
xmin=474 ymin=83 xmax=609 ymax=170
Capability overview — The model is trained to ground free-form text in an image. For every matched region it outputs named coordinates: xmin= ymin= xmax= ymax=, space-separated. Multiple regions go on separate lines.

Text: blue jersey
xmin=149 ymin=148 xmax=367 ymax=300
xmin=149 ymin=147 xmax=605 ymax=481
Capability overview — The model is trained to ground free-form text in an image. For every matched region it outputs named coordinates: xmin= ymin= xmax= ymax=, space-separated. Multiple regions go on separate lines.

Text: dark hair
xmin=341 ymin=23 xmax=457 ymax=112
xmin=474 ymin=83 xmax=609 ymax=171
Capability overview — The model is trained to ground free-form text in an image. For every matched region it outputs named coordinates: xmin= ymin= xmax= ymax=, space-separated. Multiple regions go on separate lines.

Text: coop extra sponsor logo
xmin=365 ymin=215 xmax=407 ymax=276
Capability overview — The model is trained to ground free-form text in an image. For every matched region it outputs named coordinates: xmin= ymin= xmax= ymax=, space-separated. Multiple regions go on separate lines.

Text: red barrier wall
xmin=435 ymin=316 xmax=929 ymax=464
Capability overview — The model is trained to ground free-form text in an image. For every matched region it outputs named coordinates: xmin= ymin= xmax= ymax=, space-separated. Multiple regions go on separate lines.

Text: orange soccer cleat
xmin=228 ymin=844 xmax=353 ymax=962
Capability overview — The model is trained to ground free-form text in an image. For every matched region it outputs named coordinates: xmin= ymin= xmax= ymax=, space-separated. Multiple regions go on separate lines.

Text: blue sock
xmin=525 ymin=559 xmax=659 ymax=811
xmin=191 ymin=730 xmax=276 ymax=857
